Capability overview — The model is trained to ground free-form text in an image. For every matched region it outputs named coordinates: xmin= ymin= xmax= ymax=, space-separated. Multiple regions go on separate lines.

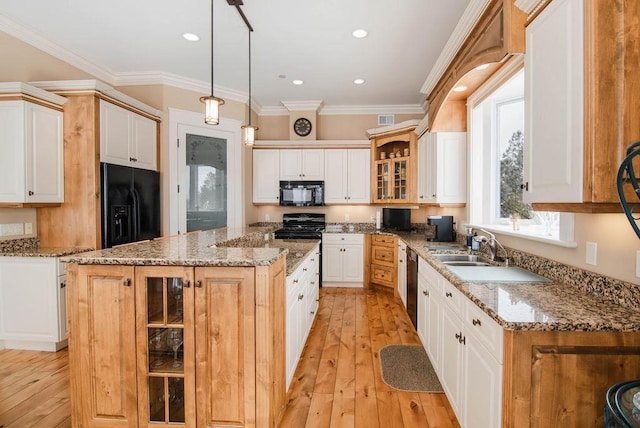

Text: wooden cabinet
xmin=523 ymin=0 xmax=640 ymax=212
xmin=369 ymin=123 xmax=418 ymax=204
xmin=322 ymin=233 xmax=364 ymax=286
xmin=279 ymin=149 xmax=324 ymax=180
xmin=100 ymin=100 xmax=158 ymax=171
xmin=68 ymin=260 xmax=286 ymax=428
xmin=252 ymin=149 xmax=280 ymax=203
xmin=0 ymin=85 xmax=66 ymax=205
xmin=285 ymin=245 xmax=320 ymax=388
xmin=36 ymin=87 xmax=161 ymax=249
xmin=369 ymin=234 xmax=397 ymax=289
xmin=0 ymin=257 xmax=68 ymax=351
xmin=324 ymin=149 xmax=370 ymax=204
xmin=397 ymin=240 xmax=407 ymax=307
xmin=417 ymin=132 xmax=467 ymax=206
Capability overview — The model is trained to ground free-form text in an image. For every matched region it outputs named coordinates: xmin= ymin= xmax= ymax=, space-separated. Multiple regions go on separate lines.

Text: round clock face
xmin=293 ymin=117 xmax=312 ymax=137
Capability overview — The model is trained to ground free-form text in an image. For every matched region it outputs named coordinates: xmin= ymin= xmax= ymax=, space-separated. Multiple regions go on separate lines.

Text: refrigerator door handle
xmin=131 ymin=186 xmax=140 ymax=242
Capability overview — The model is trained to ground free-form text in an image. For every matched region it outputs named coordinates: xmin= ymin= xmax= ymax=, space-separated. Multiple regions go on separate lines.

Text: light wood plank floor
xmin=0 ymin=287 xmax=459 ymax=428
xmin=280 ymin=287 xmax=460 ymax=428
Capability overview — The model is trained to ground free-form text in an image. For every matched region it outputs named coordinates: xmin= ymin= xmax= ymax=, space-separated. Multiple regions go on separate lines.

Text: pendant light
xmin=200 ymin=0 xmax=225 ymax=125
xmin=241 ymin=29 xmax=258 ymax=145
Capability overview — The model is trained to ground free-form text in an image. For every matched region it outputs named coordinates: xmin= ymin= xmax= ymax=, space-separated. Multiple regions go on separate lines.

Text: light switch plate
xmin=586 ymin=242 xmax=597 ymax=266
xmin=24 ymin=222 xmax=33 ymax=234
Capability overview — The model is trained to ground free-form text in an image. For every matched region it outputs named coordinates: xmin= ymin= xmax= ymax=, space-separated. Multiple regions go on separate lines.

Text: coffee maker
xmin=427 ymin=216 xmax=456 ymax=242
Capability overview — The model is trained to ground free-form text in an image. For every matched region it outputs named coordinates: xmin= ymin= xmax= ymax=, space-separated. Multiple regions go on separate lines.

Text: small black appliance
xmin=427 ymin=215 xmax=456 ymax=242
xmin=279 ymin=181 xmax=324 ymax=206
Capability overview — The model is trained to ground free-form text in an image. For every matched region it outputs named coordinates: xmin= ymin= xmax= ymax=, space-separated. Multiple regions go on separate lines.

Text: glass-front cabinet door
xmin=376 ymin=161 xmax=391 ymax=201
xmin=393 ymin=158 xmax=408 ymax=200
xmin=135 ymin=267 xmax=195 ymax=427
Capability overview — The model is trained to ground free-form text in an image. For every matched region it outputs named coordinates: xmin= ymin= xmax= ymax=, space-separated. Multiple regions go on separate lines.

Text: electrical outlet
xmin=586 ymin=242 xmax=597 ymax=266
xmin=265 ymin=214 xmax=270 ymax=221
xmin=636 ymin=251 xmax=640 ymax=278
xmin=345 ymin=213 xmax=350 ymax=221
xmin=24 ymin=222 xmax=33 ymax=234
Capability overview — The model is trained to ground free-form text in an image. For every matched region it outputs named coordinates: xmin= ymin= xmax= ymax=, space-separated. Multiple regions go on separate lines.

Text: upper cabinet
xmin=369 ymin=121 xmax=419 ymax=204
xmin=523 ymin=0 xmax=640 ymax=212
xmin=100 ymin=100 xmax=158 ymax=171
xmin=324 ymin=149 xmax=370 ymax=204
xmin=253 ymin=149 xmax=280 ymax=204
xmin=427 ymin=0 xmax=526 ymax=132
xmin=279 ymin=149 xmax=324 ymax=180
xmin=418 ymin=132 xmax=467 ymax=206
xmin=0 ymin=83 xmax=66 ymax=205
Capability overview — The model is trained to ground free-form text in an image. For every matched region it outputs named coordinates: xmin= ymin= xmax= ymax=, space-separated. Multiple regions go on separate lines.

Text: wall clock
xmin=293 ymin=117 xmax=312 ymax=137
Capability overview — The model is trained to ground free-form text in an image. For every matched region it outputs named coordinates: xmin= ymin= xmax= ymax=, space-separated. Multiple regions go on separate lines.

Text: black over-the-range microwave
xmin=279 ymin=181 xmax=324 ymax=206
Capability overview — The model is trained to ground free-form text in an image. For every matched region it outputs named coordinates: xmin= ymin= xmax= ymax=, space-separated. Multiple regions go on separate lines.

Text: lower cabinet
xmin=370 ymin=234 xmax=397 ymax=289
xmin=322 ymin=233 xmax=364 ymax=286
xmin=68 ymin=260 xmax=286 ymax=428
xmin=0 ymin=256 xmax=68 ymax=351
xmin=286 ymin=245 xmax=320 ymax=389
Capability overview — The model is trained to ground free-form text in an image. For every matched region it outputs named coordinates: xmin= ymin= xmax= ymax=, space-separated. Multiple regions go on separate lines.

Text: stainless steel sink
xmin=432 ymin=254 xmax=492 ymax=264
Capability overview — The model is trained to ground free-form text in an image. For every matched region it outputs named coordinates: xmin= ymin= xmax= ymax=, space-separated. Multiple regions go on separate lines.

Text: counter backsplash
xmin=0 ymin=237 xmax=40 ymax=253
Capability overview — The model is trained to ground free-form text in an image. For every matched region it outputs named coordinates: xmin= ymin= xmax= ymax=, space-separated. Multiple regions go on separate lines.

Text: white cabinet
xmin=100 ymin=100 xmax=158 ymax=171
xmin=322 ymin=233 xmax=364 ymax=286
xmin=252 ymin=149 xmax=280 ymax=203
xmin=324 ymin=149 xmax=370 ymax=204
xmin=417 ymin=132 xmax=467 ymax=205
xmin=417 ymin=255 xmax=503 ymax=428
xmin=523 ymin=0 xmax=584 ymax=204
xmin=397 ymin=240 xmax=407 ymax=307
xmin=0 ymin=100 xmax=64 ymax=203
xmin=0 ymin=257 xmax=68 ymax=351
xmin=280 ymin=149 xmax=324 ymax=180
xmin=286 ymin=244 xmax=320 ymax=389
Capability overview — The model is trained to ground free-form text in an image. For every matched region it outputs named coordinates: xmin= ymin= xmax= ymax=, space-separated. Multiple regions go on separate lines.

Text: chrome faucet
xmin=473 ymin=229 xmax=509 ymax=266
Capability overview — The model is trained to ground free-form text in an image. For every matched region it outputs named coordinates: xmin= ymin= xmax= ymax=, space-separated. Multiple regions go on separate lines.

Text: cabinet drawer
xmin=371 ymin=235 xmax=396 ymax=247
xmin=371 ymin=264 xmax=395 ymax=287
xmin=372 ymin=246 xmax=395 ymax=266
xmin=322 ymin=233 xmax=364 ymax=245
xmin=464 ymin=300 xmax=503 ymax=364
xmin=440 ymin=280 xmax=463 ymax=314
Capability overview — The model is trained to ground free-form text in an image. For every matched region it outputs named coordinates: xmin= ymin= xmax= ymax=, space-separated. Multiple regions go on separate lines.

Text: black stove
xmin=274 ymin=213 xmax=326 ymax=240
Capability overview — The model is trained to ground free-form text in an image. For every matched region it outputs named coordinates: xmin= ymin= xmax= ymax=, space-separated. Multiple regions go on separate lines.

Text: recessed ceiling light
xmin=292 ymin=80 xmax=304 ymax=85
xmin=353 ymin=78 xmax=366 ymax=85
xmin=475 ymin=63 xmax=491 ymax=70
xmin=453 ymin=85 xmax=468 ymax=92
xmin=182 ymin=33 xmax=200 ymax=42
xmin=352 ymin=29 xmax=368 ymax=38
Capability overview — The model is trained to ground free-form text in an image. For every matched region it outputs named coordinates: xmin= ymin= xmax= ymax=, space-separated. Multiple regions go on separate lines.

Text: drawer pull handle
xmin=196 ymin=280 xmax=203 ymax=288
xmin=298 ymin=294 xmax=304 ymax=300
xmin=455 ymin=332 xmax=461 ymax=340
xmin=123 ymin=278 xmax=131 ymax=287
xmin=60 ymin=281 xmax=66 ymax=289
xmin=183 ymin=280 xmax=191 ymax=288
xmin=293 ymin=279 xmax=299 ymax=284
xmin=311 ymin=258 xmax=314 ymax=262
xmin=472 ymin=319 xmax=482 ymax=326
xmin=28 ymin=190 xmax=34 ymax=196
xmin=303 ymin=268 xmax=308 ymax=272
xmin=445 ymin=292 xmax=452 ymax=298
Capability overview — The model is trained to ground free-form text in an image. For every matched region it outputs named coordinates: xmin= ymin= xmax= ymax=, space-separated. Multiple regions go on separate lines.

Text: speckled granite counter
xmin=0 ymin=237 xmax=92 ymax=257
xmin=61 ymin=227 xmax=320 ymax=275
xmin=397 ymin=232 xmax=640 ymax=333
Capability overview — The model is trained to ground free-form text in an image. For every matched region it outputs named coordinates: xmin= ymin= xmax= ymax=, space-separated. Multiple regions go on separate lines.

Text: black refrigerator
xmin=101 ymin=163 xmax=160 ymax=248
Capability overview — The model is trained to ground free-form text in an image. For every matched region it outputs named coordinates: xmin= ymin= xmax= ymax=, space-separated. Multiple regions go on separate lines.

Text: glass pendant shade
xmin=241 ymin=124 xmax=258 ymax=146
xmin=200 ymin=95 xmax=225 ymax=125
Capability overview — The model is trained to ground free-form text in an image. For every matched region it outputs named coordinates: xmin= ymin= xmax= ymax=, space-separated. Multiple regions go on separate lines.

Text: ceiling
xmin=0 ymin=0 xmax=469 ymax=112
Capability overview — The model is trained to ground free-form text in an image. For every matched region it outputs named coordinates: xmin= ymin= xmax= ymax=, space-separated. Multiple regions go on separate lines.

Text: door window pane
xmin=185 ymin=134 xmax=227 ymax=231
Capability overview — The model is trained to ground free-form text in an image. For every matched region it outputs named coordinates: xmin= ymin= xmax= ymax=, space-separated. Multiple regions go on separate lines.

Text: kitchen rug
xmin=379 ymin=344 xmax=443 ymax=393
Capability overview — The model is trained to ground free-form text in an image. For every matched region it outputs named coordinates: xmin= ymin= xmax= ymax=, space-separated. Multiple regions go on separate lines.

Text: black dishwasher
xmin=407 ymin=248 xmax=418 ymax=329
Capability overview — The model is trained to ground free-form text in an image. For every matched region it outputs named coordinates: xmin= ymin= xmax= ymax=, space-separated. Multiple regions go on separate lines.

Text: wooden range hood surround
xmin=427 ymin=0 xmax=526 ymax=132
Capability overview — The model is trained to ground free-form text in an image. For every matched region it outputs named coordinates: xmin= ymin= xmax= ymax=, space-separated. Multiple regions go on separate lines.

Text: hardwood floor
xmin=0 ymin=348 xmax=71 ymax=428
xmin=0 ymin=287 xmax=459 ymax=428
xmin=280 ymin=287 xmax=460 ymax=428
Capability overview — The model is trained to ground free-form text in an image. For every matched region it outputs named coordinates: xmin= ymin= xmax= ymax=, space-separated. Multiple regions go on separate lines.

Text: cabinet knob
xmin=196 ymin=280 xmax=203 ymax=288
xmin=129 ymin=157 xmax=138 ymax=162
xmin=472 ymin=318 xmax=482 ymax=326
xmin=183 ymin=280 xmax=191 ymax=288
xmin=298 ymin=294 xmax=304 ymax=300
xmin=303 ymin=268 xmax=308 ymax=272
xmin=422 ymin=290 xmax=428 ymax=296
xmin=60 ymin=281 xmax=66 ymax=289
xmin=445 ymin=292 xmax=452 ymax=298
xmin=520 ymin=182 xmax=529 ymax=191
xmin=28 ymin=190 xmax=34 ymax=196
xmin=123 ymin=278 xmax=131 ymax=287
xmin=310 ymin=258 xmax=314 ymax=262
xmin=293 ymin=279 xmax=299 ymax=283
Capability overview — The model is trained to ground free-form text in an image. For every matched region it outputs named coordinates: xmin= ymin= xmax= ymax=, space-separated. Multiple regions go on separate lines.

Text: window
xmin=468 ymin=60 xmax=575 ymax=246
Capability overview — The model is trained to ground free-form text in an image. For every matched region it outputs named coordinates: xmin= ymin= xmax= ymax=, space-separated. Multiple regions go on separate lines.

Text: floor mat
xmin=379 ymin=344 xmax=443 ymax=393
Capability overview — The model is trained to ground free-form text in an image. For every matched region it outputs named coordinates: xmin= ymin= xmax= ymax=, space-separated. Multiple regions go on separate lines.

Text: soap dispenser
xmin=471 ymin=232 xmax=480 ymax=251
xmin=465 ymin=227 xmax=473 ymax=249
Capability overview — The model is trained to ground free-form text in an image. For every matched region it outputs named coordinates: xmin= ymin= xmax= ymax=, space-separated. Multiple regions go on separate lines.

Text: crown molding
xmin=256 ymin=106 xmax=289 ymax=116
xmin=414 ymin=115 xmax=430 ymax=138
xmin=0 ymin=14 xmax=115 ymax=85
xmin=419 ymin=0 xmax=491 ymax=96
xmin=366 ymin=119 xmax=421 ymax=138
xmin=320 ymin=104 xmax=425 ymax=116
xmin=29 ymin=79 xmax=162 ymax=117
xmin=0 ymin=81 xmax=68 ymax=106
xmin=281 ymin=100 xmax=324 ymax=112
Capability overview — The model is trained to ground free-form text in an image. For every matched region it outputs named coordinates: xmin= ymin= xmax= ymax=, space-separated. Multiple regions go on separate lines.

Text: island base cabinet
xmin=68 ymin=264 xmax=138 ymax=428
xmin=68 ymin=261 xmax=286 ymax=428
xmin=503 ymin=330 xmax=640 ymax=428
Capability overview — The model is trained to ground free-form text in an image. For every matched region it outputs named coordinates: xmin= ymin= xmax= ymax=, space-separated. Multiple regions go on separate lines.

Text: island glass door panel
xmin=135 ymin=266 xmax=195 ymax=427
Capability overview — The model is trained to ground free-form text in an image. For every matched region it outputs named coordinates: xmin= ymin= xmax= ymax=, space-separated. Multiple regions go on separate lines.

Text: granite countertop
xmin=61 ymin=227 xmax=320 ymax=274
xmin=0 ymin=247 xmax=94 ymax=257
xmin=397 ymin=233 xmax=640 ymax=333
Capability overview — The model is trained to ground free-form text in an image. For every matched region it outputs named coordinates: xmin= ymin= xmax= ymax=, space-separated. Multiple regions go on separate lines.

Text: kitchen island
xmin=62 ymin=226 xmax=319 ymax=428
